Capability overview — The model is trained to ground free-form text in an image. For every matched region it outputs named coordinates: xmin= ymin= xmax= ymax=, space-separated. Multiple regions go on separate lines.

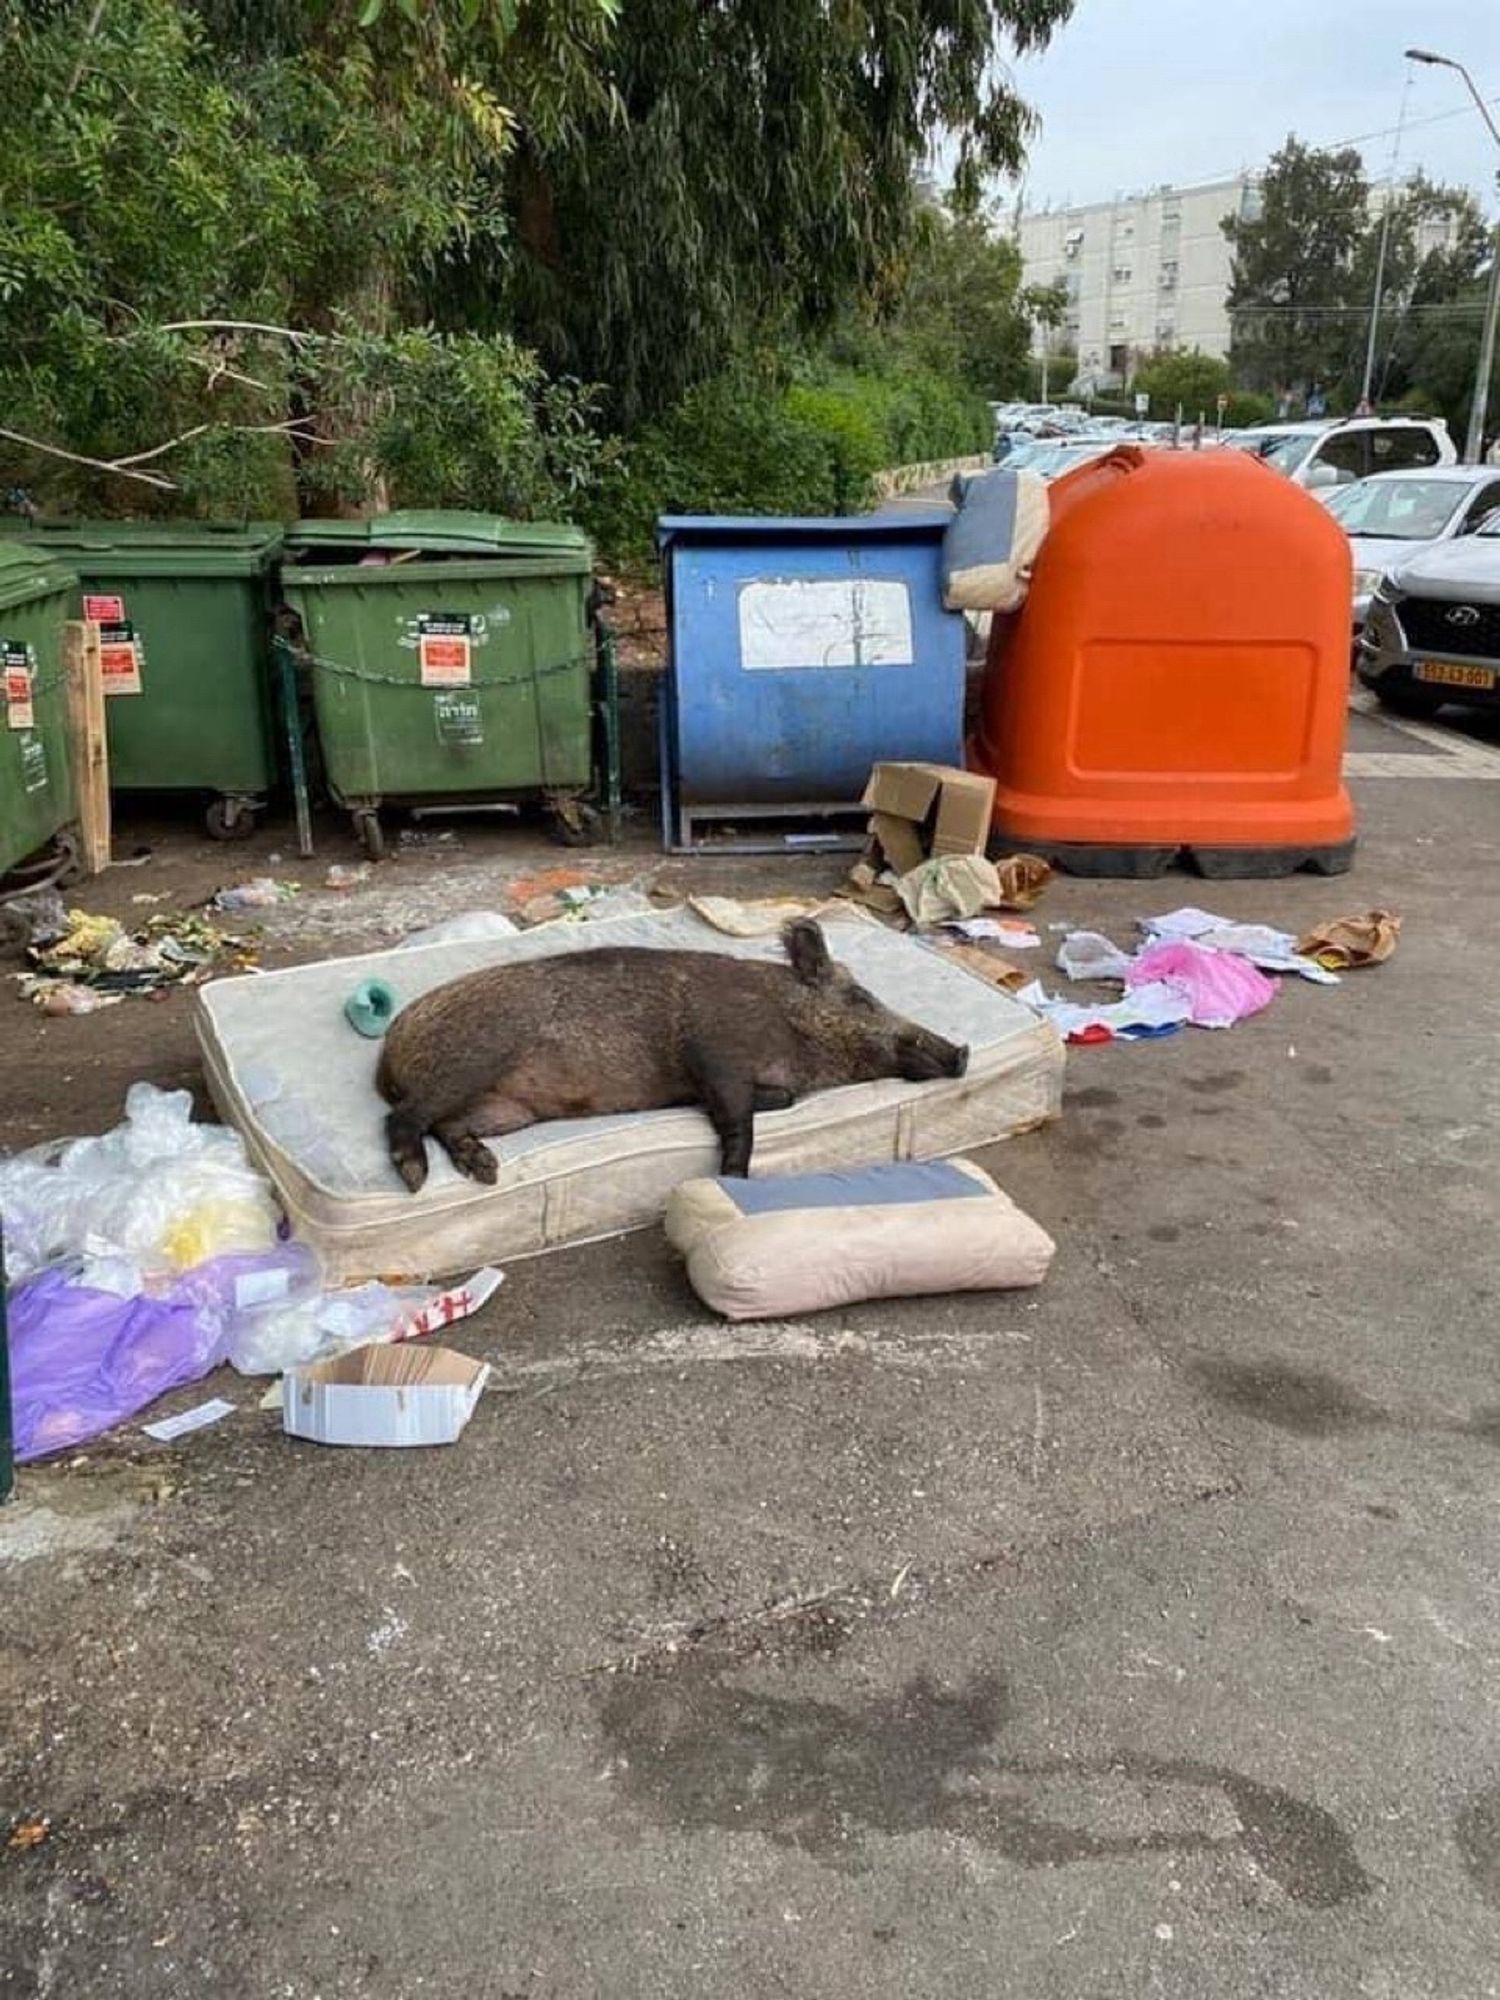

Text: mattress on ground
xmin=194 ymin=907 xmax=1064 ymax=1281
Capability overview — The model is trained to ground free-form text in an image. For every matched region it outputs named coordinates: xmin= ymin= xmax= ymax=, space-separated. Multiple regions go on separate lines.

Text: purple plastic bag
xmin=8 ymin=1269 xmax=232 ymax=1462
xmin=1125 ymin=939 xmax=1278 ymax=1029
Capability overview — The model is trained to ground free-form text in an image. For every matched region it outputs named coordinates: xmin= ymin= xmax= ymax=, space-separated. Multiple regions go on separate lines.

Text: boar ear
xmin=782 ymin=918 xmax=832 ymax=986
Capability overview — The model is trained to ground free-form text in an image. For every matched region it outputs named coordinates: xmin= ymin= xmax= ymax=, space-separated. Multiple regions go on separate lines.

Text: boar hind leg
xmin=686 ymin=1046 xmax=757 ymax=1179
xmin=432 ymin=1091 xmax=536 ymax=1186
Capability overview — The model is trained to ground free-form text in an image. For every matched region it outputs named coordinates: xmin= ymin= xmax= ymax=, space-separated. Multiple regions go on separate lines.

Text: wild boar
xmin=376 ymin=918 xmax=968 ymax=1190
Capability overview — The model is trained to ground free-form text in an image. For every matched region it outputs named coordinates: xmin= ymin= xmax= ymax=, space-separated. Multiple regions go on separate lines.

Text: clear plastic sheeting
xmin=0 ymin=1082 xmax=280 ymax=1284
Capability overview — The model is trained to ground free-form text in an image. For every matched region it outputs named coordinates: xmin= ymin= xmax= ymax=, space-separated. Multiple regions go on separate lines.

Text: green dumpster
xmin=279 ymin=512 xmax=601 ymax=857
xmin=0 ymin=522 xmax=283 ymax=839
xmin=0 ymin=545 xmax=77 ymax=886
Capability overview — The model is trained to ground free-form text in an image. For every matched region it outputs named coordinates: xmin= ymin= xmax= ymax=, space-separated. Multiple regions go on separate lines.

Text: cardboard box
xmin=283 ymin=1342 xmax=489 ymax=1448
xmin=861 ymin=762 xmax=996 ymax=869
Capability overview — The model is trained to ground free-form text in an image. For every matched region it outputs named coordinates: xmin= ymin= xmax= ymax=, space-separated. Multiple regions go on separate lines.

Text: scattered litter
xmin=7 ymin=1816 xmax=51 ymax=1852
xmin=1056 ymin=930 xmax=1135 ymax=981
xmin=36 ymin=985 xmax=123 ymax=1016
xmin=227 ymin=1263 xmax=501 ymax=1377
xmin=993 ymin=854 xmax=1054 ymax=910
xmin=283 ymin=1343 xmax=489 ymax=1448
xmin=1142 ymin=908 xmax=1337 ymax=984
xmin=398 ymin=827 xmax=460 ymax=848
xmin=932 ymin=941 xmax=1030 ymax=992
xmin=1018 ymin=977 xmax=1191 ymax=1044
xmin=324 ymin=863 xmax=370 ymax=892
xmin=7 ymin=1266 xmax=236 ymax=1462
xmin=503 ymin=864 xmax=592 ymax=913
xmin=344 ymin=976 xmax=398 ymax=1039
xmin=688 ymin=895 xmax=843 ymax=938
xmin=396 ymin=909 xmax=517 ymax=950
xmin=141 ymin=1396 xmax=237 ymax=1443
xmin=1295 ymin=911 xmax=1400 ymax=970
xmin=950 ymin=915 xmax=1042 ymax=948
xmin=861 ymin=762 xmax=996 ymax=876
xmin=18 ymin=907 xmax=254 ymax=1008
xmin=0 ymin=1083 xmax=279 ymax=1284
xmin=0 ymin=887 xmax=68 ymax=950
xmin=1125 ymin=940 xmax=1278 ymax=1029
xmin=895 ymin=853 xmax=1004 ymax=926
xmin=130 ymin=891 xmax=170 ymax=906
xmin=213 ymin=877 xmax=299 ymax=913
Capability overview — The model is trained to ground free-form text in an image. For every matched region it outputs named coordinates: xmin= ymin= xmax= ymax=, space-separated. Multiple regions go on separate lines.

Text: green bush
xmin=582 ymin=360 xmax=991 ymax=564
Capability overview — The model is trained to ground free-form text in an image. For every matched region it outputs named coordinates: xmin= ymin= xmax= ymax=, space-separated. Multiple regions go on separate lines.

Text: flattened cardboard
xmin=283 ymin=1341 xmax=489 ymax=1448
xmin=860 ymin=761 xmax=997 ymax=869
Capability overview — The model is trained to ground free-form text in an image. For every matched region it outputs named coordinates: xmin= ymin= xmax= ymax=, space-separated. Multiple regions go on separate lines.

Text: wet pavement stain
xmin=1455 ymin=1785 xmax=1500 ymax=1907
xmin=1299 ymin=1063 xmax=1335 ymax=1085
xmin=1148 ymin=1225 xmax=1181 ymax=1244
xmin=1189 ymin=1358 xmax=1388 ymax=1437
xmin=1070 ymin=1087 xmax=1120 ymax=1110
xmin=1136 ymin=1112 xmax=1167 ymax=1130
xmin=598 ymin=1670 xmax=1370 ymax=1906
xmin=1186 ymin=1073 xmax=1246 ymax=1096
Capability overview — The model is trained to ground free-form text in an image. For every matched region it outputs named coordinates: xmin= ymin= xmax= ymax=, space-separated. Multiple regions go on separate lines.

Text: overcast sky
xmin=996 ymin=0 xmax=1500 ymax=214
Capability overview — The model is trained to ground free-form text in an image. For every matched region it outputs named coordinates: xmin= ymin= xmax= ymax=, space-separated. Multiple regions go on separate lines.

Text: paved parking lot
xmin=2 ymin=697 xmax=1499 ymax=1998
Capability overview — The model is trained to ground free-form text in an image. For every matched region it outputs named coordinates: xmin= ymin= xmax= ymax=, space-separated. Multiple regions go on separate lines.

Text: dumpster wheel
xmin=545 ymin=797 xmax=603 ymax=848
xmin=353 ymin=808 xmax=387 ymax=862
xmin=206 ymin=796 xmax=258 ymax=842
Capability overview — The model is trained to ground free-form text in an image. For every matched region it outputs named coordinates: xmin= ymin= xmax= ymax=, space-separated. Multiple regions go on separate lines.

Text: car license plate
xmin=1413 ymin=660 xmax=1496 ymax=691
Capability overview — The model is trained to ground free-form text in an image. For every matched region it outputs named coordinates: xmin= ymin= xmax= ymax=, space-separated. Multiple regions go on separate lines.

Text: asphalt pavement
xmin=2 ymin=696 xmax=1499 ymax=1998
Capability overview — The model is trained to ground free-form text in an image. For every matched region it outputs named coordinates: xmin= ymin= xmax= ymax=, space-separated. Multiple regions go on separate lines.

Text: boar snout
xmin=898 ymin=1031 xmax=969 ymax=1082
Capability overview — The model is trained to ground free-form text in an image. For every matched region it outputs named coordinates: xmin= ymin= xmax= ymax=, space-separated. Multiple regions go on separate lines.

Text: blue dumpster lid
xmin=285 ymin=511 xmax=591 ymax=562
xmin=656 ymin=508 xmax=952 ymax=549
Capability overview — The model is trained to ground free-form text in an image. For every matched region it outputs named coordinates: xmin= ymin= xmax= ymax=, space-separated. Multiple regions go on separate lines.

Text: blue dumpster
xmin=657 ymin=511 xmax=967 ymax=851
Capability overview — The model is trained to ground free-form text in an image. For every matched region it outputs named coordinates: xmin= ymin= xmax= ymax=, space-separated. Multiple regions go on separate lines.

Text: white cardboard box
xmin=282 ymin=1342 xmax=489 ymax=1448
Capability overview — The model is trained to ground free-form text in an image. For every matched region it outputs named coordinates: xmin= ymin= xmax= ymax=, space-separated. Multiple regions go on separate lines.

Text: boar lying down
xmin=376 ymin=918 xmax=968 ymax=1190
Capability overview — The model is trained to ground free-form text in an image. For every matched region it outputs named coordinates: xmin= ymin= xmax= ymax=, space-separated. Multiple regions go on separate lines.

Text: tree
xmin=1224 ymin=137 xmax=1370 ymax=398
xmin=492 ymin=0 xmax=1079 ymax=421
xmin=1130 ymin=348 xmax=1232 ymax=417
xmin=879 ymin=203 xmax=1035 ymax=398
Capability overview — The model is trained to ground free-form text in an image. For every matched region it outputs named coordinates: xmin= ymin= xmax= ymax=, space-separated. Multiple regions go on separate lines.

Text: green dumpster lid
xmin=285 ymin=510 xmax=590 ymax=560
xmin=0 ymin=519 xmax=283 ymax=572
xmin=0 ymin=542 xmax=78 ymax=615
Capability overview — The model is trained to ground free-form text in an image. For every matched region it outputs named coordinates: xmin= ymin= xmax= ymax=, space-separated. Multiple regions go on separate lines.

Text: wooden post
xmin=63 ymin=620 xmax=110 ymax=874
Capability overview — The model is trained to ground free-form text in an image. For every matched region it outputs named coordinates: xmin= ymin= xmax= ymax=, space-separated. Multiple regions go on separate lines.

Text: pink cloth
xmin=1124 ymin=939 xmax=1278 ymax=1029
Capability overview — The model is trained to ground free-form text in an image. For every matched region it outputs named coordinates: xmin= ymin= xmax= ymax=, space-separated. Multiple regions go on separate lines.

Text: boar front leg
xmin=686 ymin=1044 xmax=758 ymax=1179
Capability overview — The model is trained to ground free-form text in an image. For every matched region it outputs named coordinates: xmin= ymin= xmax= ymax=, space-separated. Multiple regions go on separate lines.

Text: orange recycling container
xmin=970 ymin=445 xmax=1355 ymax=877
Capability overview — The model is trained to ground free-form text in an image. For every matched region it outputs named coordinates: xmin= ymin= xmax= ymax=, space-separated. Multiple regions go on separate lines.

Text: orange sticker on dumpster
xmin=98 ymin=621 xmax=143 ymax=696
xmin=418 ymin=615 xmax=473 ymax=688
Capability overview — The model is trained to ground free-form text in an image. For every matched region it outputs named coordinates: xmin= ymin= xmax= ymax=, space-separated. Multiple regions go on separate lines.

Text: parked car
xmin=1324 ymin=466 xmax=1500 ymax=629
xmin=1357 ymin=513 xmax=1500 ymax=717
xmin=1225 ymin=415 xmax=1455 ymax=491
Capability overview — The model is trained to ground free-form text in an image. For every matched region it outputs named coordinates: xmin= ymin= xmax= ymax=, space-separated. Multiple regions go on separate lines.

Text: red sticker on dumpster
xmin=83 ymin=594 xmax=125 ymax=624
xmin=418 ymin=614 xmax=473 ymax=688
xmin=4 ymin=641 xmax=34 ymax=731
xmin=98 ymin=621 xmax=143 ymax=696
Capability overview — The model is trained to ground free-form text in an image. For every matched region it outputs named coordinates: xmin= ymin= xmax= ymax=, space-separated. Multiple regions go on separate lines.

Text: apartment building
xmin=1017 ymin=175 xmax=1462 ymax=392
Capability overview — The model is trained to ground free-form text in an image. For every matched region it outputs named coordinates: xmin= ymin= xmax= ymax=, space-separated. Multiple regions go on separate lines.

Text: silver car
xmin=1324 ymin=465 xmax=1500 ymax=629
xmin=1357 ymin=513 xmax=1500 ymax=717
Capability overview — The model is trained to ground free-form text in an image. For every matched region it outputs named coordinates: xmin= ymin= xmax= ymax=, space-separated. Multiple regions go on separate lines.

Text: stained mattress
xmin=194 ymin=907 xmax=1064 ymax=1281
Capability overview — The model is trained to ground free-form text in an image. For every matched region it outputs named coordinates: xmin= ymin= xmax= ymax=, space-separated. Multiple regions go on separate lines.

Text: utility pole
xmin=1361 ymin=76 xmax=1412 ymax=410
xmin=1407 ymin=49 xmax=1500 ymax=462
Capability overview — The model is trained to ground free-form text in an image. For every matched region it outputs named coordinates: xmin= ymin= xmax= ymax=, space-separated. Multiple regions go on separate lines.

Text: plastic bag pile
xmin=0 ymin=1085 xmax=447 ymax=1461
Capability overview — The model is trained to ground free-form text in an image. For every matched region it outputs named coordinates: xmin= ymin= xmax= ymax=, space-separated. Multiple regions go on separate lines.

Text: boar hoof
xmin=439 ymin=1128 xmax=499 ymax=1185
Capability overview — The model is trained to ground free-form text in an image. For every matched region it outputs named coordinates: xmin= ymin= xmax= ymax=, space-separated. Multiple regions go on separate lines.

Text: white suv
xmin=1224 ymin=416 xmax=1456 ymax=491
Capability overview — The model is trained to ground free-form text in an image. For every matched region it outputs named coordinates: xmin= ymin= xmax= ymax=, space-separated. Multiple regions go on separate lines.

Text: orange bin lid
xmin=970 ymin=446 xmax=1355 ymax=860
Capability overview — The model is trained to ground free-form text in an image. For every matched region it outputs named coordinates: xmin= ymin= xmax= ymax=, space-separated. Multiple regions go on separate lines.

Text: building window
xmin=1159 ymin=261 xmax=1178 ymax=291
xmin=1112 ymin=266 xmax=1132 ymax=283
xmin=1239 ymin=183 xmax=1263 ymax=222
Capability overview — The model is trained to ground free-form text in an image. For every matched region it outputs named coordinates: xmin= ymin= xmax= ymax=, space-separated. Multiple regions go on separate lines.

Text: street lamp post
xmin=1406 ymin=48 xmax=1500 ymax=463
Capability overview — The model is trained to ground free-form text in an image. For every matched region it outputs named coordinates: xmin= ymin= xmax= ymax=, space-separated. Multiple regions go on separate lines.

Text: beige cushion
xmin=665 ymin=1157 xmax=1055 ymax=1321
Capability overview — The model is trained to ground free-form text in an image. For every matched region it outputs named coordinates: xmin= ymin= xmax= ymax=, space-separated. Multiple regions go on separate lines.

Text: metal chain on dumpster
xmin=297 ymin=649 xmax=590 ymax=690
